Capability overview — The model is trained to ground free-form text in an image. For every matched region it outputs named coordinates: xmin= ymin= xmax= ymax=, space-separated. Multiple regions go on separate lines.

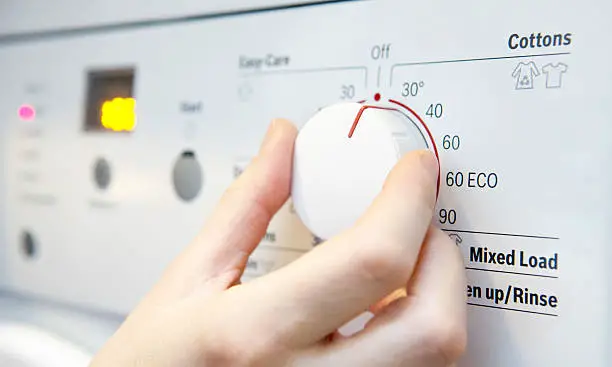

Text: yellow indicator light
xmin=100 ymin=97 xmax=137 ymax=132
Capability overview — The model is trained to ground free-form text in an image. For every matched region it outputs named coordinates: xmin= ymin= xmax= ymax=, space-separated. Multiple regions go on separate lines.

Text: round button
xmin=172 ymin=151 xmax=203 ymax=202
xmin=291 ymin=102 xmax=429 ymax=240
xmin=93 ymin=158 xmax=111 ymax=190
xmin=20 ymin=230 xmax=37 ymax=259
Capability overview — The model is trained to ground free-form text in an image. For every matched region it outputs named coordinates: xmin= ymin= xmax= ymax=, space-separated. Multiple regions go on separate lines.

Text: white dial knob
xmin=292 ymin=101 xmax=430 ymax=241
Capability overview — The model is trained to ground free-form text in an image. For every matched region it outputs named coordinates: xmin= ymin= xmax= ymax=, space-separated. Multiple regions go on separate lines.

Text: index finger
xmin=238 ymin=149 xmax=439 ymax=346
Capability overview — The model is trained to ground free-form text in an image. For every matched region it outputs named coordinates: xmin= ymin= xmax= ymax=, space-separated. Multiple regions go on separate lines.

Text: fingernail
xmin=419 ymin=150 xmax=439 ymax=179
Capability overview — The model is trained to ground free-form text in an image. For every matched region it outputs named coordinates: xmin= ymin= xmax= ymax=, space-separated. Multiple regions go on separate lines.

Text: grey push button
xmin=21 ymin=230 xmax=37 ymax=259
xmin=93 ymin=158 xmax=111 ymax=190
xmin=173 ymin=151 xmax=203 ymax=202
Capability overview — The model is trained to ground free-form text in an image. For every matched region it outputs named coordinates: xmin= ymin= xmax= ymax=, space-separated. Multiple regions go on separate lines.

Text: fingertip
xmin=415 ymin=149 xmax=439 ymax=181
xmin=276 ymin=118 xmax=299 ymax=144
xmin=375 ymin=150 xmax=438 ymax=223
xmin=248 ymin=118 xmax=298 ymax=191
xmin=272 ymin=117 xmax=299 ymax=132
xmin=237 ymin=119 xmax=297 ymax=202
xmin=388 ymin=149 xmax=438 ymax=188
xmin=259 ymin=118 xmax=298 ymax=153
xmin=269 ymin=118 xmax=299 ymax=137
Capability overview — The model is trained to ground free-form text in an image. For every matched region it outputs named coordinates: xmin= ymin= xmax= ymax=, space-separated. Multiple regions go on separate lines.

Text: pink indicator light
xmin=18 ymin=104 xmax=36 ymax=121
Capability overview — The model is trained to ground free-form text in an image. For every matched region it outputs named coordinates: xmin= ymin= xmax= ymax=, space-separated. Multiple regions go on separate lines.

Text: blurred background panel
xmin=0 ymin=0 xmax=332 ymax=37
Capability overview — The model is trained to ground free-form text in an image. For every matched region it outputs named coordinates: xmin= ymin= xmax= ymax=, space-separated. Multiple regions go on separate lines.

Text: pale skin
xmin=90 ymin=119 xmax=467 ymax=367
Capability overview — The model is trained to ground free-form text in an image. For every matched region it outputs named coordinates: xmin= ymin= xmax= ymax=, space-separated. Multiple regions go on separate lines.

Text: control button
xmin=93 ymin=157 xmax=111 ymax=190
xmin=172 ymin=151 xmax=203 ymax=202
xmin=292 ymin=102 xmax=429 ymax=240
xmin=20 ymin=230 xmax=37 ymax=259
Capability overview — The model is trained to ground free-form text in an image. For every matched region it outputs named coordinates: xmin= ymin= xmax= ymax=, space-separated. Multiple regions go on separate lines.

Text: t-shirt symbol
xmin=542 ymin=63 xmax=568 ymax=88
xmin=512 ymin=61 xmax=540 ymax=90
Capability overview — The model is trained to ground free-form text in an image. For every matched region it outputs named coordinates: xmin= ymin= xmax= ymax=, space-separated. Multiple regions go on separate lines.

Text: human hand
xmin=90 ymin=119 xmax=467 ymax=367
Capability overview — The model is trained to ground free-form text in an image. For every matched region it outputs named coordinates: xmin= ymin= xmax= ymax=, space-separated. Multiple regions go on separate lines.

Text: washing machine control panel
xmin=1 ymin=1 xmax=611 ymax=366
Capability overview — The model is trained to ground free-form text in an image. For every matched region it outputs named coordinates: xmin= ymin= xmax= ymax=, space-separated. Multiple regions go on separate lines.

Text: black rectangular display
xmin=84 ymin=68 xmax=136 ymax=133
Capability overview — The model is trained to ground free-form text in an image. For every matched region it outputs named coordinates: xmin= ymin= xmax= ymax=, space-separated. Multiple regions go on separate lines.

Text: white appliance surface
xmin=0 ymin=293 xmax=122 ymax=366
xmin=1 ymin=118 xmax=6 ymax=289
xmin=0 ymin=0 xmax=335 ymax=37
xmin=0 ymin=1 xmax=611 ymax=366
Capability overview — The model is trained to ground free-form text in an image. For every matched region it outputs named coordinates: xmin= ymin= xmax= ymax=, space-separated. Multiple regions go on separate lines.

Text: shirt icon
xmin=512 ymin=61 xmax=540 ymax=90
xmin=542 ymin=63 xmax=568 ymax=88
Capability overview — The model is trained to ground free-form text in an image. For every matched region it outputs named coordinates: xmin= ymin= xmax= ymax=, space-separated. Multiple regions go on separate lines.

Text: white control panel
xmin=0 ymin=0 xmax=326 ymax=36
xmin=1 ymin=1 xmax=611 ymax=366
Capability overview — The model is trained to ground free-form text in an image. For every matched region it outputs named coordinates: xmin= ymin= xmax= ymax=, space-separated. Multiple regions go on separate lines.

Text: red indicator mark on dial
xmin=374 ymin=93 xmax=381 ymax=101
xmin=348 ymin=105 xmax=396 ymax=138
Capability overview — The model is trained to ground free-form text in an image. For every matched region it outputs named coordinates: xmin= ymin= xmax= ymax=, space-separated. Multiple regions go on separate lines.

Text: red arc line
xmin=348 ymin=105 xmax=396 ymax=138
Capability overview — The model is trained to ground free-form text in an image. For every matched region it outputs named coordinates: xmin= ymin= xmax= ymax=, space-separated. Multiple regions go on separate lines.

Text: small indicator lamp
xmin=100 ymin=97 xmax=137 ymax=132
xmin=18 ymin=104 xmax=36 ymax=121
